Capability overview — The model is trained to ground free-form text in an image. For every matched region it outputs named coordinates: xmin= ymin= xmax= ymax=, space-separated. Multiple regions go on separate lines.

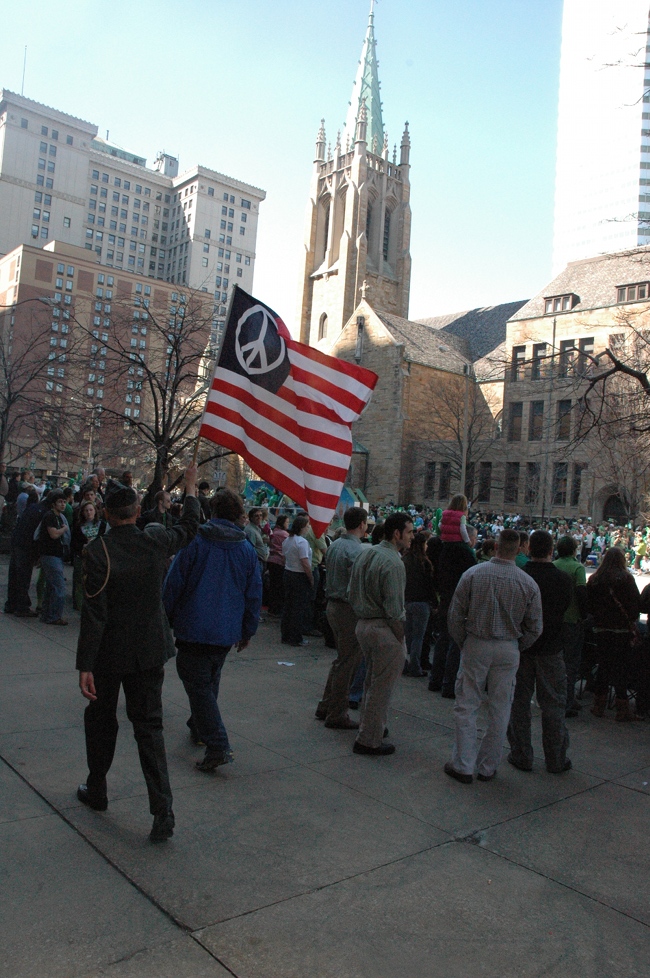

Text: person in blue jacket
xmin=163 ymin=488 xmax=262 ymax=772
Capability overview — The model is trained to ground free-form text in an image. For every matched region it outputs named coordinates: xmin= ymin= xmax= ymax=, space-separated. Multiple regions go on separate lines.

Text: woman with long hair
xmin=586 ymin=546 xmax=640 ymax=721
xmin=281 ymin=514 xmax=313 ymax=647
xmin=71 ymin=501 xmax=106 ymax=610
xmin=402 ymin=531 xmax=437 ymax=676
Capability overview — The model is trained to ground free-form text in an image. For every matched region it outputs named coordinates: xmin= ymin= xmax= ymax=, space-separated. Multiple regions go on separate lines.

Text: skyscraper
xmin=297 ymin=1 xmax=411 ymax=346
xmin=552 ymin=0 xmax=650 ymax=271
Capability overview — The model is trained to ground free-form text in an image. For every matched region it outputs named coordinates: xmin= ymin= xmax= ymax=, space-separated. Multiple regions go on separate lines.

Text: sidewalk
xmin=1 ymin=554 xmax=649 ymax=978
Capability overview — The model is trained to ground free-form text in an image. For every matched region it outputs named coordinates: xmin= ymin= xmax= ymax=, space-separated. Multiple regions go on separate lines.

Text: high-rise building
xmin=297 ymin=2 xmax=411 ymax=346
xmin=0 ymin=90 xmax=265 ymax=336
xmin=552 ymin=0 xmax=650 ymax=271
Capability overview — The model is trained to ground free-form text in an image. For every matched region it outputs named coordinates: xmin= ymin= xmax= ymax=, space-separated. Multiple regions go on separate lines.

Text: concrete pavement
xmin=1 ymin=555 xmax=649 ymax=977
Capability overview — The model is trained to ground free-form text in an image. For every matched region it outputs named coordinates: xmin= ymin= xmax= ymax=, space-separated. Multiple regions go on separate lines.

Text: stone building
xmin=500 ymin=245 xmax=650 ymax=522
xmin=297 ymin=3 xmax=411 ymax=346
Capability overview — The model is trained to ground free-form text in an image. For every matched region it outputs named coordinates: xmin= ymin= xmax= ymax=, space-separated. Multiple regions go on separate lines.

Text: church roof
xmin=376 ymin=311 xmax=471 ymax=375
xmin=416 ymin=300 xmax=528 ymax=361
xmin=509 ymin=245 xmax=650 ymax=321
xmin=343 ymin=1 xmax=384 ymax=154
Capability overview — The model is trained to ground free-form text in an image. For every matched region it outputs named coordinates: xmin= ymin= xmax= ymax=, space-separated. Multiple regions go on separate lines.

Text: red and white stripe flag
xmin=198 ymin=286 xmax=377 ymax=536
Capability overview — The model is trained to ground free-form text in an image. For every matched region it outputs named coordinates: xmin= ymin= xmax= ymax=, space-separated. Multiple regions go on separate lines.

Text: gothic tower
xmin=297 ymin=1 xmax=412 ymax=347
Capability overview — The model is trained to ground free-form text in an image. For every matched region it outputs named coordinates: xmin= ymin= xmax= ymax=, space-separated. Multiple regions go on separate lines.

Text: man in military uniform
xmin=76 ymin=464 xmax=200 ymax=842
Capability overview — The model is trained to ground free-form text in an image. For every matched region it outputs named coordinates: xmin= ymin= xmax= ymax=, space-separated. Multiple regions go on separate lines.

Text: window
xmin=41 ymin=125 xmax=48 ymax=136
xmin=571 ymin=463 xmax=585 ymax=507
xmin=617 ymin=282 xmax=650 ymax=302
xmin=507 ymin=402 xmax=523 ymax=441
xmin=424 ymin=461 xmax=436 ymax=497
xmin=511 ymin=345 xmax=526 ymax=381
xmin=552 ymin=462 xmax=568 ymax=506
xmin=557 ymin=400 xmax=571 ymax=440
xmin=477 ymin=462 xmax=492 ymax=502
xmin=21 ymin=117 xmax=28 ymax=128
xmin=439 ymin=462 xmax=451 ymax=499
xmin=208 ymin=187 xmax=214 ymax=196
xmin=241 ymin=213 xmax=247 ymax=223
xmin=524 ymin=462 xmax=540 ymax=505
xmin=528 ymin=401 xmax=544 ymax=441
xmin=49 ymin=145 xmax=56 ymax=157
xmin=66 ymin=135 xmax=73 ymax=145
xmin=239 ymin=227 xmax=245 ymax=236
xmin=576 ymin=337 xmax=594 ymax=376
xmin=544 ymin=293 xmax=577 ymax=314
xmin=530 ymin=343 xmax=546 ymax=380
xmin=63 ymin=216 xmax=71 ymax=228
xmin=504 ymin=462 xmax=520 ymax=504
xmin=236 ymin=268 xmax=243 ymax=278
xmin=245 ymin=256 xmax=251 ymax=265
xmin=40 ymin=141 xmax=47 ymax=153
xmin=558 ymin=340 xmax=574 ymax=378
xmin=241 ymin=198 xmax=251 ymax=209
xmin=318 ymin=312 xmax=328 ymax=340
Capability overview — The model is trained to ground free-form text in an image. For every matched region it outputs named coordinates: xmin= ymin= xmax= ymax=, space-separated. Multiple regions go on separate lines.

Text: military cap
xmin=104 ymin=479 xmax=138 ymax=511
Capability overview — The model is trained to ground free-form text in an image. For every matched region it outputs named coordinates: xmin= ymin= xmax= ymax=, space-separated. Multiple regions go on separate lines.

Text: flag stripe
xmin=198 ymin=286 xmax=378 ymax=536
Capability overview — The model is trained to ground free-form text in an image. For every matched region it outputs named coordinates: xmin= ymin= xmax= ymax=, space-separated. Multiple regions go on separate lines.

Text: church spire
xmin=343 ymin=0 xmax=384 ymax=156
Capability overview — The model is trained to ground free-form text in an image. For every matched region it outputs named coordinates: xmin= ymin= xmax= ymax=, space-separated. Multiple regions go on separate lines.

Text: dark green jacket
xmin=76 ymin=496 xmax=200 ymax=673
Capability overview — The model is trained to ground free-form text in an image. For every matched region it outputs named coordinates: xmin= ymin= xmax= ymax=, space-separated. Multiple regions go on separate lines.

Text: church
xmin=296 ymin=2 xmax=518 ymax=507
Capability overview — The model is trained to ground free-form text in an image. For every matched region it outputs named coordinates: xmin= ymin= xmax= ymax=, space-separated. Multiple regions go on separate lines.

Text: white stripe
xmin=206 ymin=387 xmax=352 ymax=470
xmin=200 ymin=413 xmax=347 ymax=496
xmin=211 ymin=368 xmax=352 ymax=443
xmin=291 ymin=379 xmax=362 ymax=425
xmin=288 ymin=346 xmax=375 ymax=403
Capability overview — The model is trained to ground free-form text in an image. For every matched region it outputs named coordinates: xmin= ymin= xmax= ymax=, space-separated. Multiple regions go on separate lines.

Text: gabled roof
xmin=416 ymin=300 xmax=528 ymax=361
xmin=343 ymin=1 xmax=384 ymax=154
xmin=376 ymin=311 xmax=471 ymax=375
xmin=510 ymin=245 xmax=650 ymax=321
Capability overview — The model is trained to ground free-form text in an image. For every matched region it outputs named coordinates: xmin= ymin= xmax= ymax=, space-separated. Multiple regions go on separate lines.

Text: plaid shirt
xmin=448 ymin=557 xmax=542 ymax=651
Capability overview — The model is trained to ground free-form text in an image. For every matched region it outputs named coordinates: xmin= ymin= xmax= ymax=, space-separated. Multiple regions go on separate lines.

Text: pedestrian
xmin=553 ymin=535 xmax=588 ymax=716
xmin=38 ymin=489 xmax=70 ymax=626
xmin=507 ymin=530 xmax=573 ymax=774
xmin=267 ymin=514 xmax=289 ymax=616
xmin=75 ymin=465 xmax=200 ymax=842
xmin=281 ymin=514 xmax=314 ymax=647
xmin=429 ymin=525 xmax=477 ymax=697
xmin=71 ymin=501 xmax=106 ymax=611
xmin=403 ymin=531 xmax=436 ymax=677
xmin=586 ymin=547 xmax=640 ymax=721
xmin=163 ymin=488 xmax=262 ymax=772
xmin=348 ymin=511 xmax=414 ymax=755
xmin=315 ymin=507 xmax=368 ymax=728
xmin=4 ymin=488 xmax=42 ymax=617
xmin=444 ymin=528 xmax=542 ymax=784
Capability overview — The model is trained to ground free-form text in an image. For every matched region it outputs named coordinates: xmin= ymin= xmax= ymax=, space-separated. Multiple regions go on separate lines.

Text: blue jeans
xmin=405 ymin=602 xmax=430 ymax=675
xmin=39 ymin=555 xmax=66 ymax=622
xmin=175 ymin=642 xmax=231 ymax=753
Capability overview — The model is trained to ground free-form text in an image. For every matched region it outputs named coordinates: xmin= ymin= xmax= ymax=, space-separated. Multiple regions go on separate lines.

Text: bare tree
xmin=70 ymin=289 xmax=232 ymax=496
xmin=0 ymin=300 xmax=73 ymax=465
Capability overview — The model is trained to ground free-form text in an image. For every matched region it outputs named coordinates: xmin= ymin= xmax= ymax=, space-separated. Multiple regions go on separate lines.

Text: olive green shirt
xmin=348 ymin=540 xmax=406 ymax=623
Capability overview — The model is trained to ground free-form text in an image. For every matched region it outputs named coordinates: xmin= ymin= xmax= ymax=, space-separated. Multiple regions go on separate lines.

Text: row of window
xmin=510 ymin=338 xmax=595 ymax=381
xmin=508 ymin=399 xmax=572 ymax=442
xmin=423 ymin=459 xmax=585 ymax=509
xmin=91 ymin=169 xmax=169 ymax=202
xmin=21 ymin=118 xmax=73 ymax=145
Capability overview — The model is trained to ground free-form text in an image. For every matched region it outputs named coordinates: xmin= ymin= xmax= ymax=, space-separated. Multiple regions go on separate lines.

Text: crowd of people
xmin=3 ymin=472 xmax=650 ymax=840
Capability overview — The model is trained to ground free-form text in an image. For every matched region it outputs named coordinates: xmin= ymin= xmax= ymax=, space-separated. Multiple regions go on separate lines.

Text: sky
xmin=0 ymin=0 xmax=564 ymax=332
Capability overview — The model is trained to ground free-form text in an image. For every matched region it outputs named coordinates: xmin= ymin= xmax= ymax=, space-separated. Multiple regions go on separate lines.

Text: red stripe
xmin=199 ymin=426 xmax=307 ymax=505
xmin=289 ymin=362 xmax=368 ymax=416
xmin=212 ymin=376 xmax=352 ymax=454
xmin=287 ymin=336 xmax=378 ymax=391
xmin=203 ymin=401 xmax=349 ymax=482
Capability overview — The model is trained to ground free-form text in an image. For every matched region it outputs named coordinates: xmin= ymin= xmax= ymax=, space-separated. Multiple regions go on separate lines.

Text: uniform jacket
xmin=75 ymin=496 xmax=200 ymax=673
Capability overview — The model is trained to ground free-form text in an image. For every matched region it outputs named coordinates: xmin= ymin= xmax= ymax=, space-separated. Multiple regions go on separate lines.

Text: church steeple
xmin=343 ymin=0 xmax=384 ymax=155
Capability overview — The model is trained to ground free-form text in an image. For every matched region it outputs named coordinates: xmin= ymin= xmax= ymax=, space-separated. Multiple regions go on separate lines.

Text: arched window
xmin=382 ymin=209 xmax=391 ymax=261
xmin=366 ymin=204 xmax=372 ymax=241
xmin=322 ymin=202 xmax=330 ymax=257
xmin=318 ymin=312 xmax=328 ymax=341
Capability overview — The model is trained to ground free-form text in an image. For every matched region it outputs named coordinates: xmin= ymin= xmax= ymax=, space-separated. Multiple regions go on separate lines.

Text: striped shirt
xmin=448 ymin=557 xmax=542 ymax=651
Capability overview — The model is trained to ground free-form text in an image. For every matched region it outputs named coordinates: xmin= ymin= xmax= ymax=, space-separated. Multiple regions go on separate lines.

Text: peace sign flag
xmin=198 ymin=287 xmax=378 ymax=536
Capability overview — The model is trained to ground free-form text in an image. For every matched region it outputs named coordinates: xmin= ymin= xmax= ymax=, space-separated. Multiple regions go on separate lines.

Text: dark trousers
xmin=176 ymin=642 xmax=231 ymax=753
xmin=267 ymin=562 xmax=285 ymax=615
xmin=83 ymin=666 xmax=172 ymax=816
xmin=593 ymin=631 xmax=633 ymax=699
xmin=430 ymin=615 xmax=460 ymax=694
xmin=5 ymin=546 xmax=34 ymax=613
xmin=507 ymin=652 xmax=569 ymax=772
xmin=281 ymin=570 xmax=311 ymax=644
xmin=561 ymin=622 xmax=584 ymax=708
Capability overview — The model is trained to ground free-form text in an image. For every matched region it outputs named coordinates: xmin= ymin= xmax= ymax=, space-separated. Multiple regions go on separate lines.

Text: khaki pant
xmin=356 ymin=618 xmax=406 ymax=748
xmin=318 ymin=600 xmax=363 ymax=723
